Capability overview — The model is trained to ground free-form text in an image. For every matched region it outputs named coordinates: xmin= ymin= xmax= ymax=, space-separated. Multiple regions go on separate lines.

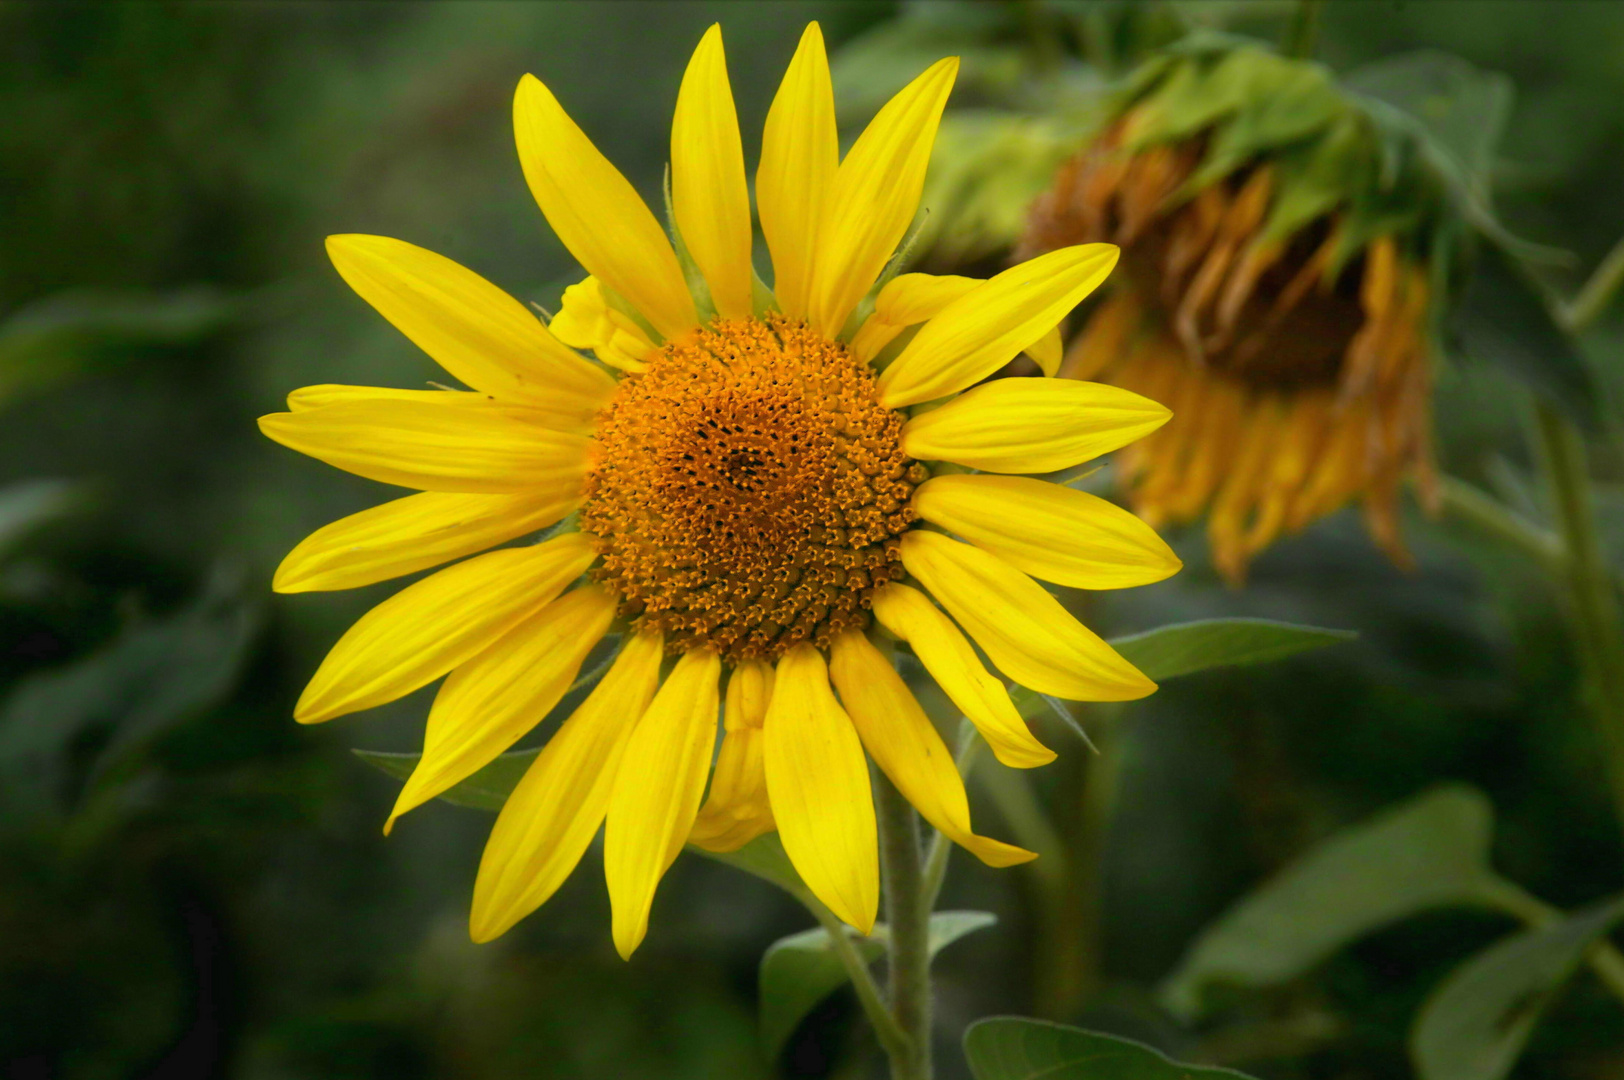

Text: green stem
xmin=1563 ymin=229 xmax=1624 ymax=332
xmin=1534 ymin=402 xmax=1624 ymax=844
xmin=803 ymin=895 xmax=912 ymax=1065
xmin=1478 ymin=877 xmax=1624 ymax=1005
xmin=922 ymin=719 xmax=983 ymax=910
xmin=1282 ymin=0 xmax=1325 ymax=59
xmin=875 ymin=771 xmax=932 ymax=1080
xmin=1069 ymin=712 xmax=1124 ymax=1008
xmin=1437 ymin=476 xmax=1565 ymax=574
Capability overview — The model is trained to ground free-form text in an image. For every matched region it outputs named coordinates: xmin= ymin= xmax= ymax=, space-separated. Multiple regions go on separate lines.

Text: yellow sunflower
xmin=260 ymin=23 xmax=1178 ymax=958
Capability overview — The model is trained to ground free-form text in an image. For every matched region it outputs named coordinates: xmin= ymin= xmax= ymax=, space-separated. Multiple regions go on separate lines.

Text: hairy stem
xmin=922 ymin=719 xmax=983 ymax=910
xmin=876 ymin=770 xmax=932 ymax=1080
xmin=802 ymin=895 xmax=912 ymax=1065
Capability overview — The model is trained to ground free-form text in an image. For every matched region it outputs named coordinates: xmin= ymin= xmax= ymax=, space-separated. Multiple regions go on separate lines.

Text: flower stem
xmin=1282 ymin=0 xmax=1325 ymax=59
xmin=922 ymin=719 xmax=983 ymax=910
xmin=875 ymin=769 xmax=932 ymax=1080
xmin=801 ymin=896 xmax=912 ymax=1065
xmin=1534 ymin=401 xmax=1624 ymax=844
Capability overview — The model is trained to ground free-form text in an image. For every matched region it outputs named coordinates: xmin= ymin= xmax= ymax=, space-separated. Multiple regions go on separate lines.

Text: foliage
xmin=963 ymin=1018 xmax=1257 ymax=1080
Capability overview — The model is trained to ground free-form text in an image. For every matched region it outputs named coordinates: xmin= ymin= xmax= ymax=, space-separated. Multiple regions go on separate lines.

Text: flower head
xmin=260 ymin=23 xmax=1177 ymax=957
xmin=1021 ymin=43 xmax=1450 ymax=583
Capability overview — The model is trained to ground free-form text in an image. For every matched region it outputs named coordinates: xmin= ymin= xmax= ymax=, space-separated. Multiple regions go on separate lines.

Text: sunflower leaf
xmin=1159 ymin=785 xmax=1501 ymax=1022
xmin=759 ymin=910 xmax=996 ymax=1059
xmin=1412 ymin=893 xmax=1624 ymax=1080
xmin=353 ymin=748 xmax=535 ymax=812
xmin=1448 ymin=241 xmax=1603 ymax=429
xmin=1108 ymin=617 xmax=1356 ymax=682
xmin=964 ymin=1018 xmax=1259 ymax=1080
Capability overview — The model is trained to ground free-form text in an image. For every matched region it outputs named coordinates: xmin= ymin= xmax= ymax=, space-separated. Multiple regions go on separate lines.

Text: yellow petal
xmin=513 ymin=74 xmax=697 ymax=340
xmin=288 ymin=383 xmax=601 ymax=435
xmin=672 ymin=25 xmax=753 ymax=320
xmin=877 ymin=245 xmax=1118 ymax=407
xmin=258 ymin=400 xmax=590 ymax=494
xmin=1024 ymin=324 xmax=1063 ymax=377
xmin=294 ymin=532 xmax=596 ymax=724
xmin=470 ymin=631 xmax=665 ymax=943
xmin=603 ymin=648 xmax=722 ymax=959
xmin=758 ymin=23 xmax=837 ymax=320
xmin=763 ymin=643 xmax=878 ymax=933
xmin=828 ymin=631 xmax=1034 ymax=868
xmin=901 ymin=531 xmax=1155 ymax=702
xmin=901 ymin=377 xmax=1171 ymax=474
xmin=691 ymin=659 xmax=776 ymax=852
xmin=912 ymin=475 xmax=1181 ymax=590
xmin=870 ymin=583 xmax=1054 ymax=769
xmin=875 ymin=272 xmax=982 ymax=325
xmin=325 ymin=234 xmax=615 ymax=409
xmin=808 ymin=57 xmax=958 ymax=338
xmin=387 ymin=585 xmax=617 ymax=830
xmin=549 ymin=277 xmax=655 ymax=373
xmin=850 ymin=272 xmax=982 ymax=362
xmin=274 ymin=490 xmax=577 ymax=594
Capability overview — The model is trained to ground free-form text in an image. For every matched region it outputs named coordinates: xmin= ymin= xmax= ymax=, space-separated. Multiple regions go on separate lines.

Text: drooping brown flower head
xmin=1021 ymin=44 xmax=1448 ymax=582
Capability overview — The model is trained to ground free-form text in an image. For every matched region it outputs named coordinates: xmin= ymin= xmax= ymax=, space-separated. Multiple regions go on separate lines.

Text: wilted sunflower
xmin=260 ymin=23 xmax=1178 ymax=958
xmin=1022 ymin=43 xmax=1448 ymax=582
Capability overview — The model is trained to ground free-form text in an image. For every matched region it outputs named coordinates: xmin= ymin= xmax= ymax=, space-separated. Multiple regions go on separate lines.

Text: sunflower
xmin=260 ymin=23 xmax=1178 ymax=958
xmin=1020 ymin=43 xmax=1446 ymax=583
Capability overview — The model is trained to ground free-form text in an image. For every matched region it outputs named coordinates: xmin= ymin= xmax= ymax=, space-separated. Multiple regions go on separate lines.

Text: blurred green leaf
xmin=1159 ymin=786 xmax=1499 ymax=1020
xmin=1108 ymin=618 xmax=1357 ymax=683
xmin=0 ymin=479 xmax=81 ymax=561
xmin=353 ymin=747 xmax=532 ymax=812
xmin=1411 ymin=894 xmax=1624 ymax=1080
xmin=0 ymin=287 xmax=234 ymax=408
xmin=759 ymin=911 xmax=995 ymax=1058
xmin=1448 ymin=241 xmax=1602 ymax=428
xmin=964 ymin=1017 xmax=1258 ymax=1080
xmin=0 ymin=588 xmax=255 ymax=817
xmin=759 ymin=926 xmax=885 ymax=1059
xmin=1342 ymin=51 xmax=1511 ymax=205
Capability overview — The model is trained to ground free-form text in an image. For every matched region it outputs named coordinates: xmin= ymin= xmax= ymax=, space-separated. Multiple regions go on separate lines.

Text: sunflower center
xmin=580 ymin=315 xmax=923 ymax=662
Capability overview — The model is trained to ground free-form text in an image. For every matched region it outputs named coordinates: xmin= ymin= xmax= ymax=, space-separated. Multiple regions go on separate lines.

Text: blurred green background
xmin=3 ymin=1 xmax=1624 ymax=1078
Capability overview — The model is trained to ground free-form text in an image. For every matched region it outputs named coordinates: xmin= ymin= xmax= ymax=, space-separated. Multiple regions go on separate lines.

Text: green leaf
xmin=690 ymin=832 xmax=808 ymax=899
xmin=0 ymin=589 xmax=256 ymax=817
xmin=1159 ymin=785 xmax=1500 ymax=1020
xmin=1341 ymin=51 xmax=1512 ymax=205
xmin=1412 ymin=894 xmax=1624 ymax=1080
xmin=964 ymin=1018 xmax=1259 ymax=1080
xmin=1448 ymin=241 xmax=1602 ymax=429
xmin=0 ymin=287 xmax=234 ymax=408
xmin=1109 ymin=618 xmax=1356 ymax=683
xmin=0 ymin=479 xmax=81 ymax=560
xmin=759 ymin=911 xmax=996 ymax=1058
xmin=758 ymin=927 xmax=884 ymax=1059
xmin=352 ymin=747 xmax=535 ymax=812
